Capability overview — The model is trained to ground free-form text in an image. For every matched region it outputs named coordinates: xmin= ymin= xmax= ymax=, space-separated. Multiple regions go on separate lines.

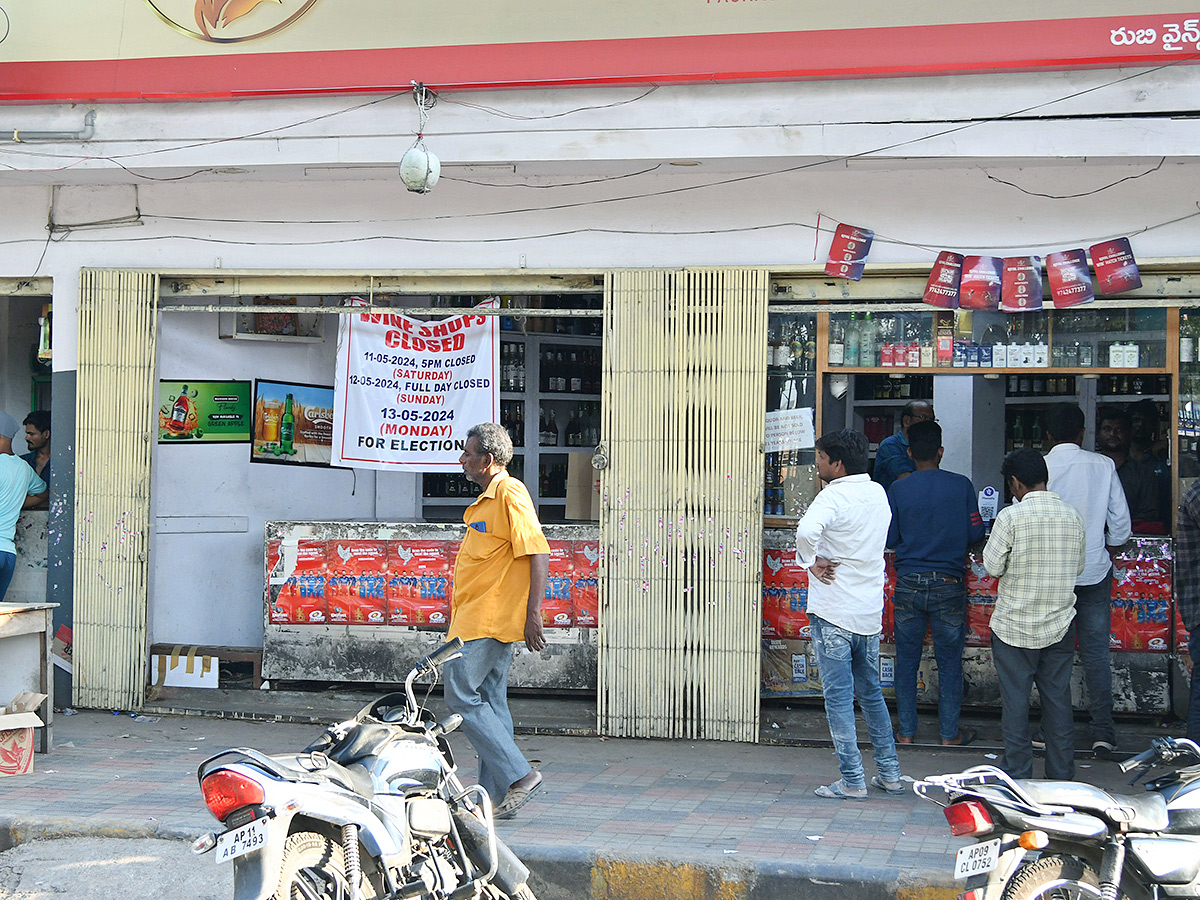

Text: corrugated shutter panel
xmin=597 ymin=268 xmax=766 ymax=741
xmin=73 ymin=270 xmax=158 ymax=710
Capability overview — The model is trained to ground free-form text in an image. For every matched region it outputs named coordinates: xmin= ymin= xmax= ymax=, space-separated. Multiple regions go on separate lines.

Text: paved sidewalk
xmin=0 ymin=694 xmax=1181 ymax=900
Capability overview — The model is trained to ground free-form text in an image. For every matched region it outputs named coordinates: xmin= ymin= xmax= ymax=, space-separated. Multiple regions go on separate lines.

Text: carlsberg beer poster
xmin=333 ymin=298 xmax=499 ymax=472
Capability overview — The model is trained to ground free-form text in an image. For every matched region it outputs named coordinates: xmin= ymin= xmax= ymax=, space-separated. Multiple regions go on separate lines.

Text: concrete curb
xmin=0 ymin=815 xmax=959 ymax=900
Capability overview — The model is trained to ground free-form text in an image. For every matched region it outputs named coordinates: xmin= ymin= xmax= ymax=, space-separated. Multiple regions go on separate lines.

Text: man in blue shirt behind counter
xmin=873 ymin=400 xmax=935 ymax=492
xmin=887 ymin=420 xmax=985 ymax=746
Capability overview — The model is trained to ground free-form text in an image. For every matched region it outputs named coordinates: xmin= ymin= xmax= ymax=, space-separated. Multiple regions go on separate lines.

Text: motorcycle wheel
xmin=272 ymin=831 xmax=378 ymax=900
xmin=1002 ymin=856 xmax=1101 ymax=900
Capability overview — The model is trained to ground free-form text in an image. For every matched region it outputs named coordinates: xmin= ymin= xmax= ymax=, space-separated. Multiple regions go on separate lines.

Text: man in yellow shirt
xmin=446 ymin=422 xmax=549 ymax=820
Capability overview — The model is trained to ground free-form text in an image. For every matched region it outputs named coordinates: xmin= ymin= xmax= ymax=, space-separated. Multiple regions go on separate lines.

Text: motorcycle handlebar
xmin=419 ymin=637 xmax=464 ymax=672
xmin=1118 ymin=745 xmax=1160 ymax=773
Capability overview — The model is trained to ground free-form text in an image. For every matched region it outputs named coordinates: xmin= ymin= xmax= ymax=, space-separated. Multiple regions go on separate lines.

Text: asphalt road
xmin=0 ymin=836 xmax=233 ymax=900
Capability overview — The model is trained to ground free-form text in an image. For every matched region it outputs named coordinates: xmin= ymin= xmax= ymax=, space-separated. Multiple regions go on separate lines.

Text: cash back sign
xmin=333 ymin=299 xmax=499 ymax=472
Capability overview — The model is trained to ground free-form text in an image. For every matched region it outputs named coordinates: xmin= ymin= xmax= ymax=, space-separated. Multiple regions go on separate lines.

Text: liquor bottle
xmin=858 ymin=313 xmax=876 ymax=367
xmin=828 ymin=318 xmax=846 ymax=366
xmin=1182 ymin=314 xmax=1196 ymax=365
xmin=169 ymin=385 xmax=190 ymax=435
xmin=569 ymin=352 xmax=582 ymax=392
xmin=280 ymin=394 xmax=295 ymax=454
xmin=1011 ymin=414 xmax=1026 ymax=450
xmin=845 ymin=314 xmax=861 ymax=366
xmin=1030 ymin=417 xmax=1044 ymax=451
xmin=554 ymin=352 xmax=567 ymax=391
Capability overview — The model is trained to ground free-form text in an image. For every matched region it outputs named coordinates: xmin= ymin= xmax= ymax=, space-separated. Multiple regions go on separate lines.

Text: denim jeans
xmin=809 ymin=614 xmax=902 ymax=790
xmin=892 ymin=574 xmax=967 ymax=742
xmin=0 ymin=551 xmax=14 ymax=602
xmin=991 ymin=625 xmax=1076 ymax=780
xmin=1189 ymin=629 xmax=1200 ymax=743
xmin=442 ymin=637 xmax=532 ymax=804
xmin=1074 ymin=573 xmax=1116 ymax=743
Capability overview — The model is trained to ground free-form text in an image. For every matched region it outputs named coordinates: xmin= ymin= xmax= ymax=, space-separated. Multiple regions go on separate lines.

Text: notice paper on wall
xmin=765 ymin=407 xmax=815 ymax=453
xmin=333 ymin=298 xmax=499 ymax=472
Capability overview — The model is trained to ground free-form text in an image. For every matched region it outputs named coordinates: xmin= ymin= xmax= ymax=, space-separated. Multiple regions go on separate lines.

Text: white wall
xmin=2 ymin=66 xmax=1199 ymax=648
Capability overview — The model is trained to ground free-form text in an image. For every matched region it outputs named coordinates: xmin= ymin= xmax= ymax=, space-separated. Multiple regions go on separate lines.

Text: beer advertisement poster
xmin=251 ymin=380 xmax=335 ymax=466
xmin=1047 ymin=249 xmax=1095 ymax=308
xmin=823 ymin=223 xmax=874 ymax=281
xmin=157 ymin=380 xmax=251 ymax=443
xmin=1000 ymin=256 xmax=1043 ymax=312
xmin=922 ymin=251 xmax=963 ymax=308
xmin=958 ymin=256 xmax=1002 ymax=310
xmin=332 ymin=298 xmax=499 ymax=472
xmin=1090 ymin=238 xmax=1142 ymax=295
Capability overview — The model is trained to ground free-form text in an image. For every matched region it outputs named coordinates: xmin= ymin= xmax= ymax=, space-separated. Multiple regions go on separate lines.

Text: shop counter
xmin=263 ymin=521 xmax=598 ymax=689
xmin=761 ymin=531 xmax=1177 ymax=714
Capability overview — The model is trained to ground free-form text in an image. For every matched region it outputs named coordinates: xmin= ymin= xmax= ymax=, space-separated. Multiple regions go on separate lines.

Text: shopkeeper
xmin=1095 ymin=406 xmax=1161 ymax=533
xmin=873 ymin=400 xmax=935 ymax=491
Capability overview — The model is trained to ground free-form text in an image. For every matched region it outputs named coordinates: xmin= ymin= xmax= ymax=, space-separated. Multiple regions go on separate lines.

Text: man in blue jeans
xmin=887 ymin=420 xmax=985 ymax=746
xmin=1174 ymin=450 xmax=1200 ymax=742
xmin=796 ymin=429 xmax=903 ymax=799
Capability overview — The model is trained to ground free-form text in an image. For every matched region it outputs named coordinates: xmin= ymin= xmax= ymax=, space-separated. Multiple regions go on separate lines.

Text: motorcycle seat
xmin=273 ymin=754 xmax=375 ymax=797
xmin=1019 ymin=780 xmax=1169 ymax=832
xmin=325 ymin=722 xmax=396 ymax=765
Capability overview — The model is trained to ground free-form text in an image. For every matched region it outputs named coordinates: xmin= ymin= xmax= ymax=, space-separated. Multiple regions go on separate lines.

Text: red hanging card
xmin=824 ymin=223 xmax=873 ymax=281
xmin=1090 ymin=238 xmax=1142 ymax=295
xmin=959 ymin=256 xmax=1002 ymax=310
xmin=1000 ymin=256 xmax=1043 ymax=312
xmin=1047 ymin=249 xmax=1095 ymax=308
xmin=922 ymin=251 xmax=963 ymax=308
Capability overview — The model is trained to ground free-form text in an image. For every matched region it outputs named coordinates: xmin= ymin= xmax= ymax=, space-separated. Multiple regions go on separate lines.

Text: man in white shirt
xmin=1043 ymin=403 xmax=1131 ymax=755
xmin=796 ymin=429 xmax=903 ymax=799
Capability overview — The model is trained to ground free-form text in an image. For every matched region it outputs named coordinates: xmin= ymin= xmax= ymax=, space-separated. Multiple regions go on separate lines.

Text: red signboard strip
xmin=2 ymin=15 xmax=1196 ymax=103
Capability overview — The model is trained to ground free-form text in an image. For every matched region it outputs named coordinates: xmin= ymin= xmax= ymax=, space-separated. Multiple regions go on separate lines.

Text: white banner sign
xmin=764 ymin=407 xmax=815 ymax=453
xmin=332 ymin=299 xmax=499 ymax=471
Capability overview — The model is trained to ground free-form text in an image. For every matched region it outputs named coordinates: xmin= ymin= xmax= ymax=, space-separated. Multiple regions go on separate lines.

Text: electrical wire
xmin=982 ymin=157 xmax=1167 ymax=199
xmin=440 ymin=86 xmax=659 ymax=119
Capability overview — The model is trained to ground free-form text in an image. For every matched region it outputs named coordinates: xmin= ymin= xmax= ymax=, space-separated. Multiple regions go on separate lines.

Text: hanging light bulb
xmin=399 ymin=138 xmax=440 ymax=193
xmin=399 ymin=83 xmax=440 ymax=194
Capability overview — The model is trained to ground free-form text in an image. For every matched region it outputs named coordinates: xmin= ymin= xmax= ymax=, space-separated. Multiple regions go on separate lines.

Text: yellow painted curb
xmin=898 ymin=886 xmax=960 ymax=900
xmin=592 ymin=858 xmax=749 ymax=900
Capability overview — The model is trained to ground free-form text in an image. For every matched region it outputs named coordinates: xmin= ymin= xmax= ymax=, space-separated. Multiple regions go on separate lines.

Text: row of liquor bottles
xmin=498 ymin=341 xmax=603 ymax=394
xmin=421 ymin=457 xmax=572 ymax=501
xmin=499 ymin=400 xmax=601 ymax=448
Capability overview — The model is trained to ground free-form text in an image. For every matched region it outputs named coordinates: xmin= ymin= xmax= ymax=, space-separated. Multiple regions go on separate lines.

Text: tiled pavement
xmin=0 ymin=693 xmax=1180 ymax=897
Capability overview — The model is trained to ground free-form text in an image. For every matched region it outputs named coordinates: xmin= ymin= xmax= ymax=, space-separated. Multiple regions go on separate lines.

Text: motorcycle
xmin=191 ymin=637 xmax=537 ymax=900
xmin=914 ymin=737 xmax=1200 ymax=900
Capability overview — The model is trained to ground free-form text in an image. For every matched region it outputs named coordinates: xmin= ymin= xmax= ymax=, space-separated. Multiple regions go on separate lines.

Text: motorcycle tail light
xmin=201 ymin=770 xmax=266 ymax=822
xmin=944 ymin=800 xmax=994 ymax=836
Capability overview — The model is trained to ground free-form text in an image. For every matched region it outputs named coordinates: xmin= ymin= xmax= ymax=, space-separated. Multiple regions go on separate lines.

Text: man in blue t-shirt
xmin=873 ymin=400 xmax=934 ymax=492
xmin=886 ymin=420 xmax=985 ymax=746
xmin=0 ymin=411 xmax=48 ymax=602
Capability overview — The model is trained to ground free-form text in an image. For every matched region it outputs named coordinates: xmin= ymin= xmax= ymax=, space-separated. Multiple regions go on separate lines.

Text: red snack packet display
xmin=328 ymin=540 xmax=387 ymax=626
xmin=542 ymin=540 xmax=575 ymax=628
xmin=290 ymin=540 xmax=329 ymax=625
xmin=965 ymin=597 xmax=995 ymax=647
xmin=572 ymin=541 xmax=600 ymax=628
xmin=922 ymin=251 xmax=963 ymax=308
xmin=762 ymin=550 xmax=810 ymax=639
xmin=1089 ymin=238 xmax=1142 ymax=295
xmin=1047 ymin=249 xmax=1094 ymax=308
xmin=1000 ymin=256 xmax=1043 ymax=312
xmin=959 ymin=256 xmax=1002 ymax=310
xmin=387 ymin=541 xmax=450 ymax=626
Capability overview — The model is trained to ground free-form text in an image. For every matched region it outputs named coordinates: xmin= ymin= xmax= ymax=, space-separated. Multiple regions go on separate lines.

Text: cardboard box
xmin=565 ymin=454 xmax=600 ymax=521
xmin=0 ymin=692 xmax=47 ymax=777
xmin=151 ymin=647 xmax=220 ymax=689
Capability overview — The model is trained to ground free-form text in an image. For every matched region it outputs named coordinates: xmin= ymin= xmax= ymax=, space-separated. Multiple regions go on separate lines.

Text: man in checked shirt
xmin=1176 ymin=453 xmax=1200 ymax=742
xmin=983 ymin=448 xmax=1086 ymax=780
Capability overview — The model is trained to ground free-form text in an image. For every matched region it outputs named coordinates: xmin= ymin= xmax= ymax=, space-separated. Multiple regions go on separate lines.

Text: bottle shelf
xmin=827 ymin=366 xmax=1171 ymax=375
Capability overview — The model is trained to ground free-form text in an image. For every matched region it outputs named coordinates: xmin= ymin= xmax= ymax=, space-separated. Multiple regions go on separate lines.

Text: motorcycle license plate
xmin=215 ymin=817 xmax=270 ymax=864
xmin=954 ymin=838 xmax=1000 ymax=879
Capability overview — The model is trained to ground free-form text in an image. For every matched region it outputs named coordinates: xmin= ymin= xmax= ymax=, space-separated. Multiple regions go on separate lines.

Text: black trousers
xmin=991 ymin=625 xmax=1076 ymax=780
